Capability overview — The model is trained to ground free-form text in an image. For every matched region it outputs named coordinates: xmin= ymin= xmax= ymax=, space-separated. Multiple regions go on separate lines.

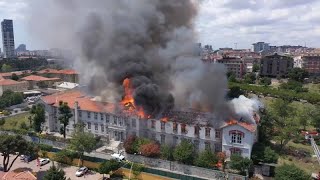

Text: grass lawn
xmin=278 ymin=155 xmax=319 ymax=175
xmin=1 ymin=112 xmax=31 ymax=130
xmin=304 ymin=83 xmax=320 ymax=94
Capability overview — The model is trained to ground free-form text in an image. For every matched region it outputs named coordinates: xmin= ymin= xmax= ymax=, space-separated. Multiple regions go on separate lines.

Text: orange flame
xmin=161 ymin=117 xmax=169 ymax=122
xmin=227 ymin=119 xmax=238 ymax=125
xmin=121 ymin=78 xmax=150 ymax=119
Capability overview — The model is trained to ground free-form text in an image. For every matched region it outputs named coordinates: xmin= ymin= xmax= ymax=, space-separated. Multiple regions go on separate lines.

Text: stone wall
xmin=126 ymin=154 xmax=246 ymax=180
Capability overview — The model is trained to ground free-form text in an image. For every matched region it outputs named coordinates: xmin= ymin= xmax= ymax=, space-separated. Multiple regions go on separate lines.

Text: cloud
xmin=0 ymin=0 xmax=27 ymax=21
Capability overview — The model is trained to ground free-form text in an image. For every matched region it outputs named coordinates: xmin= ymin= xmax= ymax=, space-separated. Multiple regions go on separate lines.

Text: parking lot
xmin=0 ymin=155 xmax=103 ymax=179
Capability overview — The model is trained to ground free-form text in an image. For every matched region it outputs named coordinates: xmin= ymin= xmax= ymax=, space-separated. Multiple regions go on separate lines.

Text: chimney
xmin=74 ymin=101 xmax=79 ymax=124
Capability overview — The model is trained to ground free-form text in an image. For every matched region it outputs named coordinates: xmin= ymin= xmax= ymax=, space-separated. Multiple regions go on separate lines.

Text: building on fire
xmin=39 ymin=90 xmax=258 ymax=158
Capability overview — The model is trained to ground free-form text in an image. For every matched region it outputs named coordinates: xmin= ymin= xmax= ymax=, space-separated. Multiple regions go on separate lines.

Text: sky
xmin=1 ymin=0 xmax=320 ymax=50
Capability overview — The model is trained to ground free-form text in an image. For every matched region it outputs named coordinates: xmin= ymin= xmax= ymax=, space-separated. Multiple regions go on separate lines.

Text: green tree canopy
xmin=160 ymin=144 xmax=174 ymax=161
xmin=275 ymin=164 xmax=311 ymax=180
xmin=1 ymin=64 xmax=12 ymax=72
xmin=252 ymin=143 xmax=279 ymax=164
xmin=30 ymin=104 xmax=45 ymax=132
xmin=43 ymin=164 xmax=67 ymax=180
xmin=11 ymin=73 xmax=19 ymax=81
xmin=227 ymin=71 xmax=237 ymax=83
xmin=229 ymin=154 xmax=253 ymax=176
xmin=0 ymin=118 xmax=5 ymax=126
xmin=58 ymin=101 xmax=73 ymax=139
xmin=288 ymin=67 xmax=309 ymax=82
xmin=243 ymin=72 xmax=256 ymax=84
xmin=195 ymin=150 xmax=218 ymax=168
xmin=173 ymin=140 xmax=194 ymax=164
xmin=68 ymin=123 xmax=97 ymax=166
xmin=259 ymin=77 xmax=271 ymax=86
xmin=227 ymin=86 xmax=244 ymax=99
xmin=98 ymin=160 xmax=121 ymax=178
xmin=0 ymin=134 xmax=35 ymax=172
xmin=279 ymin=80 xmax=308 ymax=93
xmin=252 ymin=64 xmax=260 ymax=72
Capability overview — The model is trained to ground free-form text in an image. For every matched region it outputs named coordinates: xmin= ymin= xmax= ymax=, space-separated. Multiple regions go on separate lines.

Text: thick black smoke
xmin=27 ymin=0 xmax=229 ymax=121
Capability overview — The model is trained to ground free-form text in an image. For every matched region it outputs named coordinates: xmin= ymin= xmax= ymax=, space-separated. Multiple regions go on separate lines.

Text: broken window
xmin=215 ymin=129 xmax=221 ymax=139
xmin=181 ymin=124 xmax=187 ymax=134
xmin=173 ymin=122 xmax=177 ymax=132
xmin=205 ymin=128 xmax=210 ymax=137
xmin=194 ymin=126 xmax=200 ymax=136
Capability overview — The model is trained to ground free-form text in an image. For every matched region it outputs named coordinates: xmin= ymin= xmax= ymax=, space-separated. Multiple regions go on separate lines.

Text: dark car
xmin=20 ymin=154 xmax=36 ymax=162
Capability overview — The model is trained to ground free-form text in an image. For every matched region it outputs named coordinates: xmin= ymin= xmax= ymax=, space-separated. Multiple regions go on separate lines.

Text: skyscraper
xmin=1 ymin=19 xmax=15 ymax=58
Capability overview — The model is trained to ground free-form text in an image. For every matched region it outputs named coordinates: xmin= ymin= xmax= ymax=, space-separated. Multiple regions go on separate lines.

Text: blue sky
xmin=1 ymin=0 xmax=320 ymax=50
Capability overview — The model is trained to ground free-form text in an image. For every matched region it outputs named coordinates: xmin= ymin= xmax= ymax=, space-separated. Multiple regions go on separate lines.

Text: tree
xmin=132 ymin=163 xmax=145 ymax=178
xmin=259 ymin=77 xmax=271 ymax=86
xmin=11 ymin=73 xmax=19 ymax=81
xmin=288 ymin=67 xmax=309 ymax=82
xmin=160 ymin=144 xmax=173 ymax=160
xmin=195 ymin=150 xmax=218 ymax=168
xmin=227 ymin=71 xmax=237 ymax=82
xmin=0 ymin=118 xmax=5 ymax=126
xmin=43 ymin=164 xmax=67 ymax=180
xmin=297 ymin=105 xmax=314 ymax=130
xmin=269 ymin=99 xmax=299 ymax=150
xmin=0 ymin=134 xmax=34 ymax=172
xmin=227 ymin=86 xmax=244 ymax=99
xmin=229 ymin=154 xmax=252 ymax=176
xmin=30 ymin=104 xmax=45 ymax=133
xmin=140 ymin=142 xmax=160 ymax=157
xmin=1 ymin=64 xmax=12 ymax=72
xmin=99 ymin=160 xmax=121 ymax=178
xmin=173 ymin=140 xmax=194 ymax=164
xmin=275 ymin=164 xmax=311 ymax=180
xmin=58 ymin=101 xmax=73 ymax=139
xmin=252 ymin=143 xmax=279 ymax=164
xmin=243 ymin=72 xmax=256 ymax=84
xmin=279 ymin=80 xmax=307 ymax=93
xmin=252 ymin=64 xmax=260 ymax=73
xmin=124 ymin=135 xmax=137 ymax=154
xmin=19 ymin=122 xmax=28 ymax=130
xmin=68 ymin=123 xmax=97 ymax=166
xmin=311 ymin=106 xmax=320 ymax=131
xmin=263 ymin=147 xmax=279 ymax=163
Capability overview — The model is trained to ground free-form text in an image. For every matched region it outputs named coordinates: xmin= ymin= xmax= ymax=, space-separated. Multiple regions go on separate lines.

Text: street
xmin=0 ymin=155 xmax=103 ymax=180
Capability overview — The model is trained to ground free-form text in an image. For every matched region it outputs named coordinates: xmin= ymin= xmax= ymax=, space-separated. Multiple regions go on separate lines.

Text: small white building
xmin=39 ymin=90 xmax=258 ymax=158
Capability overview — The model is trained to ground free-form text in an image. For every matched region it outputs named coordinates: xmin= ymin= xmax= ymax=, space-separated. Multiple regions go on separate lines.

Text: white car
xmin=75 ymin=167 xmax=88 ymax=177
xmin=39 ymin=158 xmax=50 ymax=166
xmin=111 ymin=153 xmax=125 ymax=162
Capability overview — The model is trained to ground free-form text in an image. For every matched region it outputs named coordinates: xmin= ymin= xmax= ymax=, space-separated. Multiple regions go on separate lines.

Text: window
xmin=161 ymin=122 xmax=165 ymax=131
xmin=132 ymin=119 xmax=136 ymax=128
xmin=78 ymin=110 xmax=82 ymax=117
xmin=160 ymin=134 xmax=165 ymax=144
xmin=173 ymin=122 xmax=177 ymax=132
xmin=194 ymin=126 xmax=200 ymax=136
xmin=119 ymin=118 xmax=123 ymax=126
xmin=215 ymin=129 xmax=221 ymax=139
xmin=205 ymin=142 xmax=211 ymax=150
xmin=87 ymin=122 xmax=91 ymax=130
xmin=151 ymin=120 xmax=156 ymax=129
xmin=230 ymin=130 xmax=244 ymax=144
xmin=214 ymin=143 xmax=222 ymax=152
xmin=100 ymin=113 xmax=104 ymax=120
xmin=205 ymin=128 xmax=210 ymax=137
xmin=106 ymin=114 xmax=110 ymax=123
xmin=94 ymin=113 xmax=98 ymax=120
xmin=181 ymin=124 xmax=186 ymax=134
xmin=87 ymin=112 xmax=91 ymax=118
xmin=113 ymin=116 xmax=117 ymax=125
xmin=95 ymin=123 xmax=98 ymax=131
xmin=230 ymin=148 xmax=242 ymax=155
xmin=101 ymin=124 xmax=104 ymax=132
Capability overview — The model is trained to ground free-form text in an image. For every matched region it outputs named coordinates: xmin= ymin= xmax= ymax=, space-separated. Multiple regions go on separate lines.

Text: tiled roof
xmin=41 ymin=90 xmax=116 ymax=113
xmin=21 ymin=75 xmax=60 ymax=82
xmin=38 ymin=68 xmax=78 ymax=75
xmin=2 ymin=171 xmax=37 ymax=180
xmin=222 ymin=119 xmax=257 ymax=132
xmin=0 ymin=70 xmax=31 ymax=77
xmin=0 ymin=79 xmax=27 ymax=86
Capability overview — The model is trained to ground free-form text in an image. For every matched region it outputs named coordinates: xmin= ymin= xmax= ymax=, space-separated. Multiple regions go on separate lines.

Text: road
xmin=0 ymin=155 xmax=103 ymax=180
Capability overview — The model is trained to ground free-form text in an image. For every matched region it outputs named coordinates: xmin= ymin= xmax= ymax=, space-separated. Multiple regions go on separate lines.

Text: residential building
xmin=0 ymin=79 xmax=28 ymax=96
xmin=294 ymin=55 xmax=320 ymax=76
xmin=0 ymin=70 xmax=31 ymax=79
xmin=260 ymin=53 xmax=294 ymax=77
xmin=40 ymin=90 xmax=258 ymax=158
xmin=38 ymin=69 xmax=79 ymax=83
xmin=252 ymin=42 xmax=270 ymax=53
xmin=0 ymin=170 xmax=37 ymax=180
xmin=1 ymin=19 xmax=15 ymax=58
xmin=21 ymin=75 xmax=60 ymax=89
xmin=216 ymin=57 xmax=246 ymax=78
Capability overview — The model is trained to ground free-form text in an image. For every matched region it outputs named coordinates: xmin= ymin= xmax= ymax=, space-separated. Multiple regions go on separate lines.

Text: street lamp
xmin=128 ymin=153 xmax=137 ymax=180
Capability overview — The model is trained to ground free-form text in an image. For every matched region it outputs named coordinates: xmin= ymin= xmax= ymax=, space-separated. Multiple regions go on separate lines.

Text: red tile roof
xmin=0 ymin=70 xmax=31 ymax=77
xmin=2 ymin=171 xmax=37 ymax=180
xmin=38 ymin=68 xmax=78 ymax=75
xmin=222 ymin=119 xmax=257 ymax=132
xmin=21 ymin=75 xmax=60 ymax=82
xmin=41 ymin=90 xmax=116 ymax=113
xmin=0 ymin=79 xmax=27 ymax=86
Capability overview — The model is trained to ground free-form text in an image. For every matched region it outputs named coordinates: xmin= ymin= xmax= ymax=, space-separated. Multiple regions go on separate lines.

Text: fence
xmin=126 ymin=154 xmax=247 ymax=180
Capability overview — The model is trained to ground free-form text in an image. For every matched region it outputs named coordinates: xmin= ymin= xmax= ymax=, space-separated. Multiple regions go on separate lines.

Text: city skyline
xmin=0 ymin=0 xmax=320 ymax=50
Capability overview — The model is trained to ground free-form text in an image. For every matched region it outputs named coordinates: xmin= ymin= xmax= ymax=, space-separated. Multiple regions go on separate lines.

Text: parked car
xmin=39 ymin=158 xmax=50 ymax=166
xmin=75 ymin=167 xmax=88 ymax=177
xmin=20 ymin=154 xmax=36 ymax=162
xmin=111 ymin=153 xmax=125 ymax=162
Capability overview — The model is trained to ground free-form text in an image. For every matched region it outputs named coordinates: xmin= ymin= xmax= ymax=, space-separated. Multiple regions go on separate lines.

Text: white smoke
xmin=230 ymin=95 xmax=263 ymax=124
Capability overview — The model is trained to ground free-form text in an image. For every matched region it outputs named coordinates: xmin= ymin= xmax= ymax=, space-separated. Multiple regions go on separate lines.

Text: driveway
xmin=0 ymin=155 xmax=103 ymax=180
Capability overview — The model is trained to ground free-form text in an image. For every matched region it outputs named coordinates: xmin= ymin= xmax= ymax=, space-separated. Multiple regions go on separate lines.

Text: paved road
xmin=0 ymin=155 xmax=103 ymax=180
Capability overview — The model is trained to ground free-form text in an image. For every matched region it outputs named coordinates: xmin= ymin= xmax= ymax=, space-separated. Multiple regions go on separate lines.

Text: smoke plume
xmin=27 ymin=0 xmax=229 ymax=120
xmin=230 ymin=95 xmax=263 ymax=123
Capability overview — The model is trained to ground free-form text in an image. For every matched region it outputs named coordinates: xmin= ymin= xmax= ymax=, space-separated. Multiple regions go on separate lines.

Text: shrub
xmin=19 ymin=122 xmax=28 ymax=130
xmin=140 ymin=142 xmax=160 ymax=157
xmin=195 ymin=150 xmax=218 ymax=168
xmin=160 ymin=145 xmax=174 ymax=160
xmin=275 ymin=164 xmax=311 ymax=180
xmin=0 ymin=118 xmax=5 ymax=126
xmin=132 ymin=163 xmax=145 ymax=178
xmin=124 ymin=135 xmax=137 ymax=154
xmin=173 ymin=140 xmax=194 ymax=164
xmin=38 ymin=144 xmax=53 ymax=152
xmin=229 ymin=154 xmax=253 ymax=175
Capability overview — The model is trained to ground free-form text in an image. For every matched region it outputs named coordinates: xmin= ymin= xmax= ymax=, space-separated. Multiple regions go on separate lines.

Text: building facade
xmin=294 ymin=55 xmax=320 ymax=76
xmin=40 ymin=90 xmax=257 ymax=158
xmin=1 ymin=19 xmax=15 ymax=58
xmin=0 ymin=79 xmax=28 ymax=96
xmin=252 ymin=42 xmax=270 ymax=53
xmin=260 ymin=54 xmax=294 ymax=77
xmin=216 ymin=57 xmax=246 ymax=78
